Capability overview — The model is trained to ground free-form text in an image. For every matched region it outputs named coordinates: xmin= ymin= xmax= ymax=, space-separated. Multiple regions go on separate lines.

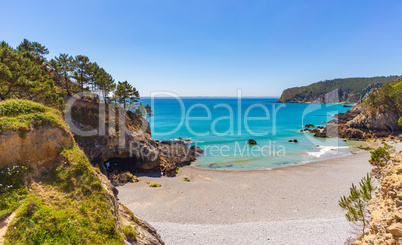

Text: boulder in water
xmin=247 ymin=139 xmax=257 ymax=145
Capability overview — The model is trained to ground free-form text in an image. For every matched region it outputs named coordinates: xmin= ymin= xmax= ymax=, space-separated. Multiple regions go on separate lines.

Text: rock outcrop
xmin=0 ymin=100 xmax=164 ymax=244
xmin=357 ymin=152 xmax=402 ymax=244
xmin=109 ymin=171 xmax=141 ymax=184
xmin=0 ymin=126 xmax=74 ymax=170
xmin=347 ymin=104 xmax=402 ymax=133
xmin=358 ymin=82 xmax=383 ymax=103
xmin=314 ymin=109 xmax=402 ymax=141
xmin=0 ymin=99 xmax=74 ymax=170
xmin=69 ymin=99 xmax=202 ymax=177
xmin=313 ymin=86 xmax=402 ymax=141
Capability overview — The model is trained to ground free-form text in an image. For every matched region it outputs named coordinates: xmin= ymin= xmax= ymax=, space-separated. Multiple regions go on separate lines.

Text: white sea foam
xmin=307 ymin=145 xmax=349 ymax=158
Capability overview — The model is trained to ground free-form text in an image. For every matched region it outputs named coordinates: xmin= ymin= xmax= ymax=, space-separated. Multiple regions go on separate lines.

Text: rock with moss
xmin=0 ymin=100 xmax=74 ymax=170
xmin=247 ymin=139 xmax=257 ymax=145
xmin=109 ymin=172 xmax=140 ymax=184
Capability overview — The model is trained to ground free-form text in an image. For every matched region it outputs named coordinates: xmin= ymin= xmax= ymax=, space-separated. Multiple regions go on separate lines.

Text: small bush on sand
xmin=149 ymin=183 xmax=161 ymax=187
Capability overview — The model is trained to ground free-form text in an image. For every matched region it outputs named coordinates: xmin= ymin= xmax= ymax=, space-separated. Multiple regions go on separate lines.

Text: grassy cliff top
xmin=0 ymin=99 xmax=68 ymax=134
xmin=0 ymin=99 xmax=147 ymax=244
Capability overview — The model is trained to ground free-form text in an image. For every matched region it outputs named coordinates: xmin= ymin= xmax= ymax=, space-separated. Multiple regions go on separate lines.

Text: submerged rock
xmin=247 ymin=139 xmax=257 ymax=145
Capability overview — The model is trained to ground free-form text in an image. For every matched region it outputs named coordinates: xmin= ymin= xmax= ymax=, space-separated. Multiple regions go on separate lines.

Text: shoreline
xmin=188 ymin=140 xmax=379 ymax=173
xmin=118 ymin=142 xmax=401 ymax=244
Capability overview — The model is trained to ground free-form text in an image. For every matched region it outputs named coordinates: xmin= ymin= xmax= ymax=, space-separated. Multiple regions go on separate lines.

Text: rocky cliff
xmin=357 ymin=152 xmax=402 ymax=244
xmin=277 ymin=76 xmax=399 ymax=103
xmin=0 ymin=100 xmax=74 ymax=170
xmin=313 ymin=82 xmax=402 ymax=141
xmin=70 ymin=99 xmax=201 ymax=177
xmin=0 ymin=100 xmax=164 ymax=244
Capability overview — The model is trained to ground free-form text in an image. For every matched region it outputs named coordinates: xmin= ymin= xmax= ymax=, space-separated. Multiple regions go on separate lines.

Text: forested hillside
xmin=277 ymin=76 xmax=400 ymax=103
xmin=0 ymin=39 xmax=152 ymax=115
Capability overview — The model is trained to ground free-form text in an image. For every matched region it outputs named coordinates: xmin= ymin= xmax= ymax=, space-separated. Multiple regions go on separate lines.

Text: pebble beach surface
xmin=117 ymin=143 xmax=402 ymax=245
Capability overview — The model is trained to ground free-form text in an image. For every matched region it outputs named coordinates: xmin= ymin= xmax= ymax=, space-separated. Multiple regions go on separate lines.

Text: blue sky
xmin=1 ymin=0 xmax=402 ymax=97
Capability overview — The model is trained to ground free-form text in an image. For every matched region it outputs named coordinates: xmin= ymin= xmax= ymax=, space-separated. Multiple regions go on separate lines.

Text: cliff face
xmin=347 ymin=105 xmax=402 ymax=133
xmin=277 ymin=76 xmax=399 ymax=103
xmin=0 ymin=126 xmax=74 ymax=170
xmin=70 ymin=99 xmax=201 ymax=177
xmin=315 ymin=106 xmax=402 ymax=141
xmin=314 ymin=82 xmax=402 ymax=140
xmin=358 ymin=152 xmax=402 ymax=244
xmin=0 ymin=100 xmax=164 ymax=244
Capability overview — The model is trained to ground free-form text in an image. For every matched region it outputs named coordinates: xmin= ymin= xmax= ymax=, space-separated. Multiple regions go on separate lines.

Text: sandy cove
xmin=117 ymin=142 xmax=402 ymax=245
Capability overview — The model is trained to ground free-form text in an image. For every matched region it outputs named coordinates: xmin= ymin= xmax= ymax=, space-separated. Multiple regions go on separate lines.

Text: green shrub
xmin=149 ymin=183 xmax=161 ymax=187
xmin=3 ymin=146 xmax=125 ymax=245
xmin=182 ymin=178 xmax=190 ymax=182
xmin=399 ymin=117 xmax=402 ymax=126
xmin=0 ymin=99 xmax=47 ymax=117
xmin=122 ymin=225 xmax=137 ymax=241
xmin=339 ymin=173 xmax=376 ymax=234
xmin=0 ymin=100 xmax=68 ymax=134
xmin=0 ymin=163 xmax=30 ymax=220
xmin=369 ymin=143 xmax=395 ymax=179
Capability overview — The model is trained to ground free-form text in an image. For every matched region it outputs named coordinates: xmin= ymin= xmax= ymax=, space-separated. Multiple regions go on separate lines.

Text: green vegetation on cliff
xmin=0 ymin=100 xmax=144 ymax=244
xmin=364 ymin=81 xmax=402 ymax=116
xmin=1 ymin=38 xmax=153 ymax=117
xmin=277 ymin=76 xmax=400 ymax=103
xmin=340 ymin=144 xmax=395 ymax=237
xmin=0 ymin=99 xmax=68 ymax=134
xmin=0 ymin=40 xmax=62 ymax=108
xmin=2 ymin=145 xmax=125 ymax=245
xmin=0 ymin=164 xmax=30 ymax=221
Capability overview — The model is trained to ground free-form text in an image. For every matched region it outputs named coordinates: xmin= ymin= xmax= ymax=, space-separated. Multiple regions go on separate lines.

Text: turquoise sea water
xmin=139 ymin=97 xmax=356 ymax=169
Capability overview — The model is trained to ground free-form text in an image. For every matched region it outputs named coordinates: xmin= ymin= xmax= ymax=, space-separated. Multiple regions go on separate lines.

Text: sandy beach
xmin=117 ymin=142 xmax=402 ymax=245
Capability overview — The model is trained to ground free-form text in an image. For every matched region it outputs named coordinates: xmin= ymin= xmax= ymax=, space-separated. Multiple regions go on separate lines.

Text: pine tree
xmin=49 ymin=53 xmax=74 ymax=95
xmin=339 ymin=173 xmax=376 ymax=234
xmin=144 ymin=104 xmax=153 ymax=118
xmin=88 ymin=62 xmax=99 ymax=92
xmin=72 ymin=55 xmax=90 ymax=92
xmin=0 ymin=41 xmax=61 ymax=107
xmin=114 ymin=81 xmax=139 ymax=109
xmin=115 ymin=82 xmax=128 ymax=109
xmin=16 ymin=39 xmax=49 ymax=66
xmin=95 ymin=68 xmax=115 ymax=103
xmin=136 ymin=103 xmax=146 ymax=117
